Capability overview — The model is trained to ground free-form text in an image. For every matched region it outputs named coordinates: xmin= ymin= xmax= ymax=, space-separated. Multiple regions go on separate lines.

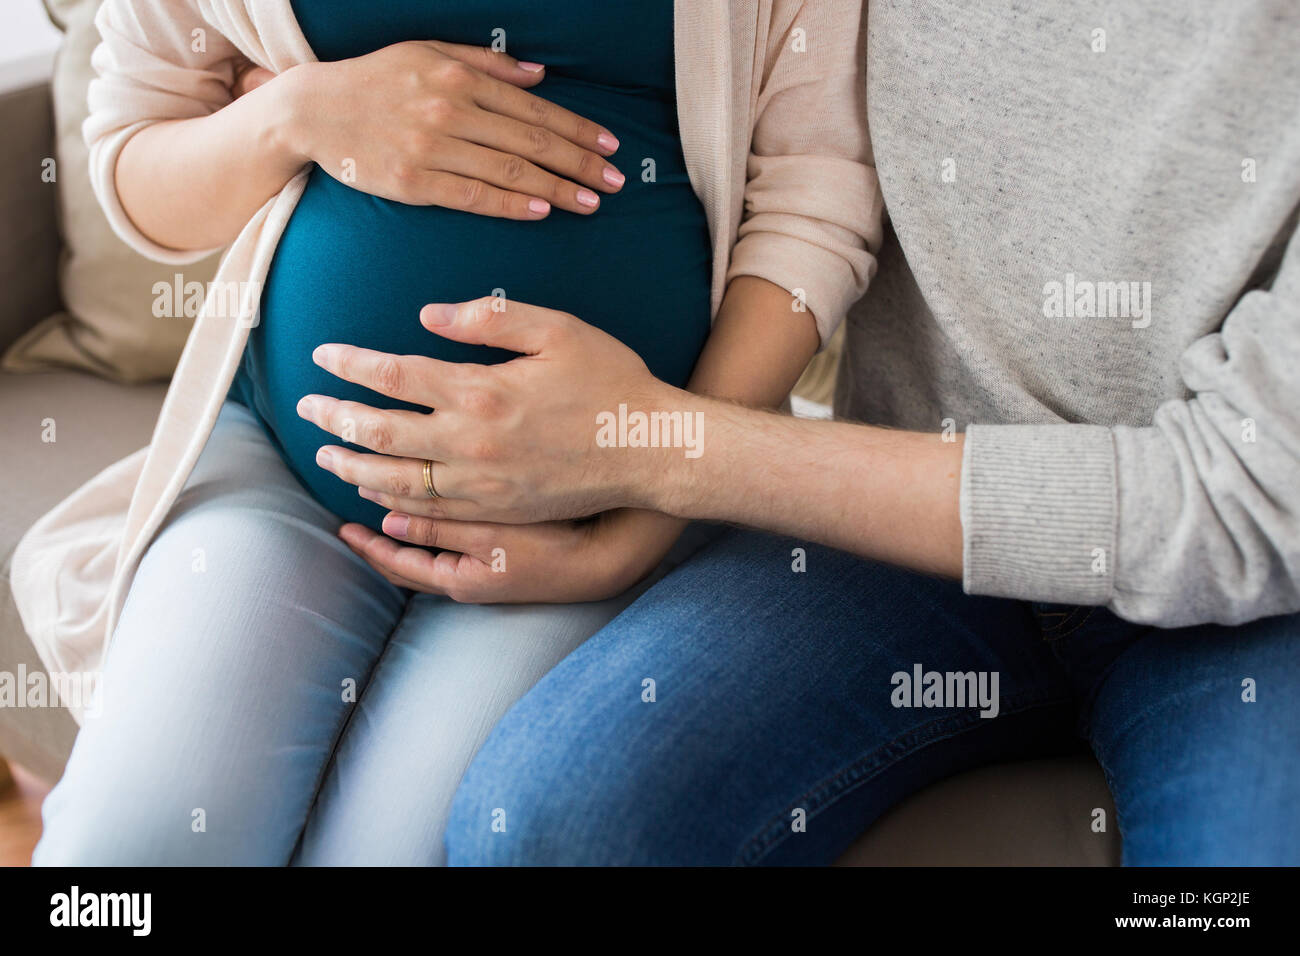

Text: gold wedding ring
xmin=423 ymin=459 xmax=440 ymax=499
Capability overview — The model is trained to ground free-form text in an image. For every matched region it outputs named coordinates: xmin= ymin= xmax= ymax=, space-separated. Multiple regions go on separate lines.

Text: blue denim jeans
xmin=445 ymin=528 xmax=1300 ymax=865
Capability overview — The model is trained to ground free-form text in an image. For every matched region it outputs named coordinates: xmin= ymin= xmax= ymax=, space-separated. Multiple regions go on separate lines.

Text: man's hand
xmin=300 ymin=296 xmax=682 ymax=525
xmin=302 ymin=293 xmax=965 ymax=583
xmin=336 ymin=508 xmax=686 ymax=603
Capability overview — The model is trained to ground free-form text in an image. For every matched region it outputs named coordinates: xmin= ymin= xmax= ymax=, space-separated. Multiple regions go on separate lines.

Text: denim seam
xmin=1041 ymin=606 xmax=1098 ymax=643
xmin=734 ymin=692 xmax=1074 ymax=865
xmin=286 ymin=597 xmax=415 ymax=862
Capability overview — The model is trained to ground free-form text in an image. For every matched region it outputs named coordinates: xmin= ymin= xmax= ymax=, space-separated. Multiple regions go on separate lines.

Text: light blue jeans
xmin=34 ymin=401 xmax=700 ymax=865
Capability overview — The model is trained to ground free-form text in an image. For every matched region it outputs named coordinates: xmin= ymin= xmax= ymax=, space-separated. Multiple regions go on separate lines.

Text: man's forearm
xmin=602 ymin=276 xmax=822 ymax=554
xmin=646 ymin=392 xmax=965 ymax=579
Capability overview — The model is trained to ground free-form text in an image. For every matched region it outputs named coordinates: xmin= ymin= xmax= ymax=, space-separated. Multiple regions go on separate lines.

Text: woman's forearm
xmin=685 ymin=275 xmax=820 ymax=407
xmin=609 ymin=276 xmax=821 ymax=548
xmin=114 ymin=66 xmax=311 ymax=252
xmin=112 ymin=40 xmax=631 ymax=255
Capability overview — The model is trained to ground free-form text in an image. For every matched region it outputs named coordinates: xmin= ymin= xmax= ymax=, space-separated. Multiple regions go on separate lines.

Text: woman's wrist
xmin=595 ymin=509 xmax=688 ymax=593
xmin=263 ymin=63 xmax=323 ymax=174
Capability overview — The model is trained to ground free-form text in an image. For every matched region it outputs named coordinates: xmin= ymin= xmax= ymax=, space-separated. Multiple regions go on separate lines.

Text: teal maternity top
xmin=228 ymin=0 xmax=713 ymax=529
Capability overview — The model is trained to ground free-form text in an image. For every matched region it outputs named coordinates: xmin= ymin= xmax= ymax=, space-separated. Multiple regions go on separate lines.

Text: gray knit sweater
xmin=837 ymin=0 xmax=1300 ymax=626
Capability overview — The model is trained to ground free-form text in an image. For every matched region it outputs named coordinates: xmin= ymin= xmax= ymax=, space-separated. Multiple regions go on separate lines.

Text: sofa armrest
xmin=0 ymin=56 xmax=61 ymax=354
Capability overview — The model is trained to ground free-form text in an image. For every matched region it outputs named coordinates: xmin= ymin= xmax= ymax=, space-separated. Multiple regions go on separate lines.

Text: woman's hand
xmin=299 ymin=297 xmax=680 ymax=525
xmin=281 ymin=41 xmax=624 ymax=218
xmin=336 ymin=509 xmax=685 ymax=604
xmin=231 ymin=62 xmax=274 ymax=98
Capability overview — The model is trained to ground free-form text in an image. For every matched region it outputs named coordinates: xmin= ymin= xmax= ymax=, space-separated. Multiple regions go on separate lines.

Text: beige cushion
xmin=0 ymin=369 xmax=165 ymax=781
xmin=1 ymin=0 xmax=220 ymax=383
xmin=43 ymin=0 xmax=81 ymax=30
xmin=792 ymin=322 xmax=843 ymax=407
xmin=838 ymin=755 xmax=1120 ymax=865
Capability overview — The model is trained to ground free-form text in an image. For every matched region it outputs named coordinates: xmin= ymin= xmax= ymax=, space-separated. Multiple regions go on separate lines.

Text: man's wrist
xmin=614 ymin=382 xmax=713 ymax=515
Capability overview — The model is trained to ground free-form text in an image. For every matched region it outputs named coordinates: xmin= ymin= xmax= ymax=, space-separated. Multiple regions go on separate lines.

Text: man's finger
xmin=420 ymin=297 xmax=577 ymax=355
xmin=311 ymin=343 xmax=465 ymax=407
xmin=296 ymin=395 xmax=435 ymax=457
xmin=353 ymin=483 xmax=497 ymax=522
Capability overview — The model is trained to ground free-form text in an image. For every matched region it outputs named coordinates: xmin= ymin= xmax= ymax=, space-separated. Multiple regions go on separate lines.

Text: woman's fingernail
xmin=422 ymin=303 xmax=456 ymax=326
xmin=384 ymin=513 xmax=410 ymax=538
xmin=576 ymin=189 xmax=599 ymax=208
xmin=517 ymin=61 xmax=544 ymax=73
xmin=312 ymin=344 xmax=337 ymax=366
xmin=316 ymin=447 xmax=333 ymax=468
xmin=602 ymin=167 xmax=625 ymax=188
xmin=596 ymin=132 xmax=619 ymax=153
xmin=296 ymin=396 xmax=315 ymax=418
xmin=358 ymin=486 xmax=381 ymax=503
xmin=528 ymin=198 xmax=551 ymax=215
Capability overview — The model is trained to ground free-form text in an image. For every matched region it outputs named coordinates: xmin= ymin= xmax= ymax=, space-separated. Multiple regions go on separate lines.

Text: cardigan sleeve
xmin=725 ymin=0 xmax=883 ymax=347
xmin=84 ymin=0 xmax=249 ymax=264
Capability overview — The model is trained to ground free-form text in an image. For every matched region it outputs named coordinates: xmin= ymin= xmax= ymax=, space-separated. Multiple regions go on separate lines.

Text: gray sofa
xmin=0 ymin=62 xmax=1120 ymax=866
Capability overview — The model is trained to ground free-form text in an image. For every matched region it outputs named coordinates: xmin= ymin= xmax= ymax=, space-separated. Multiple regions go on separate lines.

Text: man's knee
xmin=445 ymin=711 xmax=638 ymax=865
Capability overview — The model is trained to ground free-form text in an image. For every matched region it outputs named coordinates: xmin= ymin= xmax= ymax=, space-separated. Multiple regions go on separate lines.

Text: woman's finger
xmin=338 ymin=523 xmax=452 ymax=594
xmin=457 ymin=107 xmax=623 ymax=201
xmin=311 ymin=344 xmax=466 ymax=408
xmin=423 ymin=40 xmax=619 ymax=161
xmin=471 ymin=72 xmax=619 ymax=156
xmin=231 ymin=63 xmax=274 ymax=98
xmin=406 ymin=169 xmax=556 ymax=220
xmin=296 ymin=395 xmax=437 ymax=457
xmin=341 ymin=522 xmax=484 ymax=595
xmin=423 ymin=41 xmax=548 ymax=89
xmin=428 ymin=137 xmax=617 ymax=216
xmin=378 ymin=513 xmax=500 ymax=560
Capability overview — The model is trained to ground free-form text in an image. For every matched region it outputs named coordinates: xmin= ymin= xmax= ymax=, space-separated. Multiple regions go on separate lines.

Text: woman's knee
xmin=34 ymin=747 xmax=287 ymax=865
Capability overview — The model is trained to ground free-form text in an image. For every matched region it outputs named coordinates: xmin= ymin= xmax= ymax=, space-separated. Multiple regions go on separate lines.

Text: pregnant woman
xmin=23 ymin=0 xmax=879 ymax=864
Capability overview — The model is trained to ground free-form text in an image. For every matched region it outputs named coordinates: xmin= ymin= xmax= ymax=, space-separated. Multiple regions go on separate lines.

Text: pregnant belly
xmin=238 ymin=84 xmax=713 ymax=529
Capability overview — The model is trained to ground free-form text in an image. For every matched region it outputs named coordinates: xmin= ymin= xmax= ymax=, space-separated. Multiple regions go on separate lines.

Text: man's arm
xmin=299 ymin=295 xmax=964 ymax=582
xmin=593 ymin=276 xmax=823 ymax=576
xmin=642 ymin=392 xmax=966 ymax=580
xmin=298 ymin=213 xmax=1299 ymax=623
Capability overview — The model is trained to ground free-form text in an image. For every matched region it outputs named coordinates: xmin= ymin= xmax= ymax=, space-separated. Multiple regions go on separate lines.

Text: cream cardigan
xmin=12 ymin=0 xmax=880 ymax=722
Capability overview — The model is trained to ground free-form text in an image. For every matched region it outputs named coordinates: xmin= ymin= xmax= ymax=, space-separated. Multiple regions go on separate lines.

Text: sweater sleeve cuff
xmin=960 ymin=423 xmax=1118 ymax=605
xmin=725 ymin=230 xmax=872 ymax=349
